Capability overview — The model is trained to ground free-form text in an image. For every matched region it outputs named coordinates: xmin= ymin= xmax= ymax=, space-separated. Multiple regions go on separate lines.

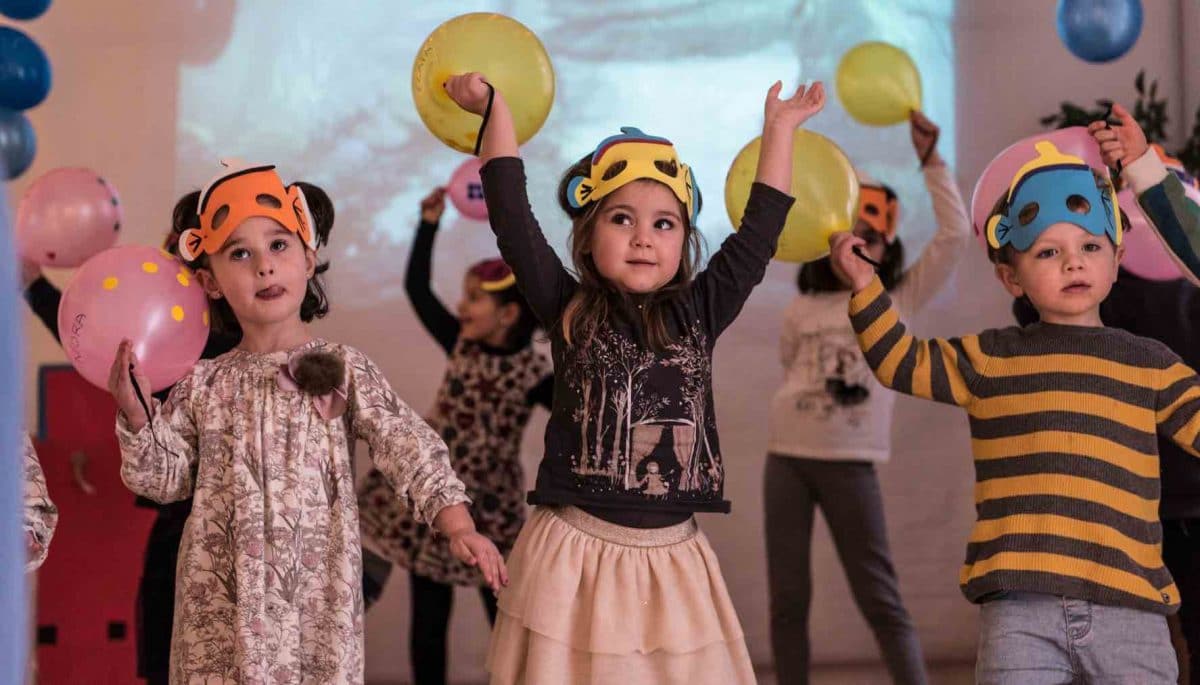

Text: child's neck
xmin=1036 ymin=308 xmax=1104 ymax=328
xmin=236 ymin=318 xmax=314 ymax=353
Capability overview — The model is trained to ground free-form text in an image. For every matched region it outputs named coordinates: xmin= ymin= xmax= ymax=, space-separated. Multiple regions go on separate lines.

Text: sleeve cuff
xmin=1123 ymin=148 xmax=1169 ymax=195
xmin=418 ymin=490 xmax=472 ymax=528
xmin=849 ymin=276 xmax=885 ymax=315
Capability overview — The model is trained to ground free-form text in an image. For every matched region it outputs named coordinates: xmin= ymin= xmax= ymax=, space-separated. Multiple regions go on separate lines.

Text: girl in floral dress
xmin=109 ymin=159 xmax=506 ymax=684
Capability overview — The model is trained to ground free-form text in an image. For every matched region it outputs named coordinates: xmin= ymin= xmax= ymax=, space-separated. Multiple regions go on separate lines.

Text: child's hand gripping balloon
xmin=107 ymin=338 xmax=151 ymax=432
xmin=910 ymin=110 xmax=942 ymax=167
xmin=1088 ymin=103 xmax=1149 ymax=171
xmin=420 ymin=187 xmax=447 ymax=224
xmin=828 ymin=231 xmax=878 ymax=293
xmin=443 ymin=72 xmax=493 ymax=116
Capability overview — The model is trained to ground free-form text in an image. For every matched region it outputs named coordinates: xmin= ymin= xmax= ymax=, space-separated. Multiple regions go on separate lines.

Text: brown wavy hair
xmin=555 ymin=153 xmax=704 ymax=351
xmin=172 ymin=182 xmax=335 ymax=335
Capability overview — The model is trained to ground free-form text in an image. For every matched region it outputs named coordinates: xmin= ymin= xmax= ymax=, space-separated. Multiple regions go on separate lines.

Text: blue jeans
xmin=977 ymin=592 xmax=1178 ymax=684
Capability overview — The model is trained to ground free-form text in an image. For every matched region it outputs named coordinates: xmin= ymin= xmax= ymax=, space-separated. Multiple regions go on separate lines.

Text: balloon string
xmin=1101 ymin=103 xmax=1123 ymax=176
xmin=473 ymin=83 xmax=496 ymax=157
xmin=853 ymin=246 xmax=883 ymax=270
xmin=129 ymin=363 xmax=185 ymax=465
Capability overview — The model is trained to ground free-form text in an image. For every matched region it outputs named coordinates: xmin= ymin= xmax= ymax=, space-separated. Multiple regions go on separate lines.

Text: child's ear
xmin=305 ymin=248 xmax=317 ymax=279
xmin=196 ymin=268 xmax=223 ymax=300
xmin=994 ymin=263 xmax=1025 ymax=298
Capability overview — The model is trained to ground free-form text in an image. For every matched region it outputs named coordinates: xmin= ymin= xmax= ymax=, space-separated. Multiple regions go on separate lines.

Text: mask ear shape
xmin=287 ymin=184 xmax=317 ymax=249
xmin=567 ymin=176 xmax=592 ymax=209
xmin=683 ymin=165 xmax=700 ymax=222
xmin=986 ymin=214 xmax=1010 ymax=250
xmin=1102 ymin=185 xmax=1122 ymax=245
xmin=178 ymin=228 xmax=205 ymax=262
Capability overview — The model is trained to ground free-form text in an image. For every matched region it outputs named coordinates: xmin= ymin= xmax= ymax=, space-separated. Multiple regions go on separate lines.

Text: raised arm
xmin=692 ymin=81 xmax=824 ymax=335
xmin=1091 ymin=104 xmax=1200 ymax=286
xmin=22 ymin=259 xmax=62 ymax=343
xmin=22 ymin=433 xmax=57 ymax=571
xmin=832 ymin=233 xmax=982 ymax=407
xmin=445 ymin=73 xmax=577 ymax=324
xmin=891 ymin=113 xmax=971 ymax=313
xmin=405 ymin=188 xmax=460 ymax=354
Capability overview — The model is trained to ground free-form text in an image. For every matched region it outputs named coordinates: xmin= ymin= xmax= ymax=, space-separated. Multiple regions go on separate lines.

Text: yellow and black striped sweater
xmin=849 ymin=277 xmax=1200 ymax=615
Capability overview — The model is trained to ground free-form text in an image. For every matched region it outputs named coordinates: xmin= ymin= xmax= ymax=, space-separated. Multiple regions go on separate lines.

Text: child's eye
xmin=271 ymin=239 xmax=289 ymax=252
xmin=1082 ymin=242 xmax=1101 ymax=252
xmin=1036 ymin=248 xmax=1057 ymax=259
xmin=230 ymin=248 xmax=250 ymax=261
xmin=610 ymin=212 xmax=633 ymax=226
xmin=654 ymin=218 xmax=675 ymax=231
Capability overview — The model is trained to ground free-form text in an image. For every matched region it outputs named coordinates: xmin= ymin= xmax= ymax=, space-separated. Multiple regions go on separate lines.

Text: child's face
xmin=995 ymin=222 xmax=1122 ymax=326
xmin=456 ymin=274 xmax=516 ymax=345
xmin=588 ymin=180 xmax=686 ymax=294
xmin=199 ymin=216 xmax=315 ymax=330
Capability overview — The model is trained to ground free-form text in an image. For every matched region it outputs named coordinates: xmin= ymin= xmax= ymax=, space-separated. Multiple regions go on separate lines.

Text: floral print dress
xmin=117 ymin=339 xmax=466 ymax=684
xmin=22 ymin=432 xmax=57 ymax=572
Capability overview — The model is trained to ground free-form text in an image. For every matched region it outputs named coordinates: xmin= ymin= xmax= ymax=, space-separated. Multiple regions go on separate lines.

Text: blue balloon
xmin=1057 ymin=0 xmax=1143 ymax=63
xmin=0 ymin=27 xmax=50 ymax=110
xmin=0 ymin=0 xmax=50 ymax=21
xmin=0 ymin=109 xmax=34 ymax=179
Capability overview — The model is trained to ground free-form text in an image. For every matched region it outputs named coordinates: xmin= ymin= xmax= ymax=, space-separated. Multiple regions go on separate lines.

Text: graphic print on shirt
xmin=794 ymin=328 xmax=872 ymax=428
xmin=563 ymin=325 xmax=720 ymax=499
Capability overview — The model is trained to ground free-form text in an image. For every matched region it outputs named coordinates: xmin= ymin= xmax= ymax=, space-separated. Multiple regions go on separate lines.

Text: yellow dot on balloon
xmin=177 ymin=271 xmax=190 ymax=287
xmin=142 ymin=262 xmax=159 ymax=274
xmin=171 ymin=306 xmax=184 ymax=322
xmin=102 ymin=277 xmax=119 ymax=290
xmin=202 ymin=310 xmax=209 ymax=327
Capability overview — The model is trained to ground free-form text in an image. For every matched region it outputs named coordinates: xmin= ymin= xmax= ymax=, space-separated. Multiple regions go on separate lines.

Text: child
xmin=356 ymin=188 xmax=551 ymax=685
xmin=444 ymin=72 xmax=823 ymax=684
xmin=22 ymin=433 xmax=57 ymax=572
xmin=765 ymin=111 xmax=967 ymax=685
xmin=830 ymin=139 xmax=1200 ymax=683
xmin=108 ymin=160 xmax=506 ymax=684
xmin=21 ymin=200 xmax=241 ymax=685
xmin=1012 ymin=106 xmax=1200 ymax=683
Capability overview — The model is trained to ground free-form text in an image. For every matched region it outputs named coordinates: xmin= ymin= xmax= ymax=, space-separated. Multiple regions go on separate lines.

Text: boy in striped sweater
xmin=829 ymin=138 xmax=1200 ymax=684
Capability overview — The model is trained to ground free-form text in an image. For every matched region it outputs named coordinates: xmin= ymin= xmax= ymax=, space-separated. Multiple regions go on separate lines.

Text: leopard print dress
xmin=358 ymin=340 xmax=550 ymax=585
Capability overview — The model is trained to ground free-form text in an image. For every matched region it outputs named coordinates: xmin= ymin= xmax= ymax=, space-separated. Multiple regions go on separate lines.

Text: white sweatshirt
xmin=767 ymin=163 xmax=970 ymax=463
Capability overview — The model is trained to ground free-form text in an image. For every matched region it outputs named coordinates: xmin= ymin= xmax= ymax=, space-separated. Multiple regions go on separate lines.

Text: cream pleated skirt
xmin=486 ymin=506 xmax=756 ymax=685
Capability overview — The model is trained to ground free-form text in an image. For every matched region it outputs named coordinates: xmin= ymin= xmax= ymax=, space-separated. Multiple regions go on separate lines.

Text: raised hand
xmin=829 ymin=232 xmax=877 ymax=293
xmin=910 ymin=110 xmax=942 ymax=167
xmin=107 ymin=339 xmax=150 ymax=432
xmin=443 ymin=72 xmax=493 ymax=116
xmin=763 ymin=80 xmax=826 ymax=132
xmin=1088 ymin=103 xmax=1149 ymax=171
xmin=420 ymin=187 xmax=447 ymax=224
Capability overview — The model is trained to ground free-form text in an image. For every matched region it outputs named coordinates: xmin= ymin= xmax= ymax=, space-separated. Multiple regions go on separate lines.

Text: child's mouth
xmin=256 ymin=285 xmax=286 ymax=300
xmin=1062 ymin=282 xmax=1091 ymax=294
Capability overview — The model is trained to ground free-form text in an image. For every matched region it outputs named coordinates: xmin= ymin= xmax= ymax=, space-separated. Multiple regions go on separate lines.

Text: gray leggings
xmin=763 ymin=454 xmax=928 ymax=685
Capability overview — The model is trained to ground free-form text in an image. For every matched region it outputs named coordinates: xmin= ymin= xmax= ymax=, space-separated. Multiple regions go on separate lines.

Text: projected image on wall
xmin=176 ymin=0 xmax=954 ymax=311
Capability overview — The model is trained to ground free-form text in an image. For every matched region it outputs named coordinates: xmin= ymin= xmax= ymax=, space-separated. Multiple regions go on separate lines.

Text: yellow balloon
xmin=412 ymin=13 xmax=555 ymax=153
xmin=724 ymin=131 xmax=859 ymax=263
xmin=836 ymin=41 xmax=922 ymax=127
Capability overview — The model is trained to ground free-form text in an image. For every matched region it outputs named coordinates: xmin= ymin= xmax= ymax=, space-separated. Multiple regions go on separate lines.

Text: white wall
xmin=11 ymin=1 xmax=1196 ymax=682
